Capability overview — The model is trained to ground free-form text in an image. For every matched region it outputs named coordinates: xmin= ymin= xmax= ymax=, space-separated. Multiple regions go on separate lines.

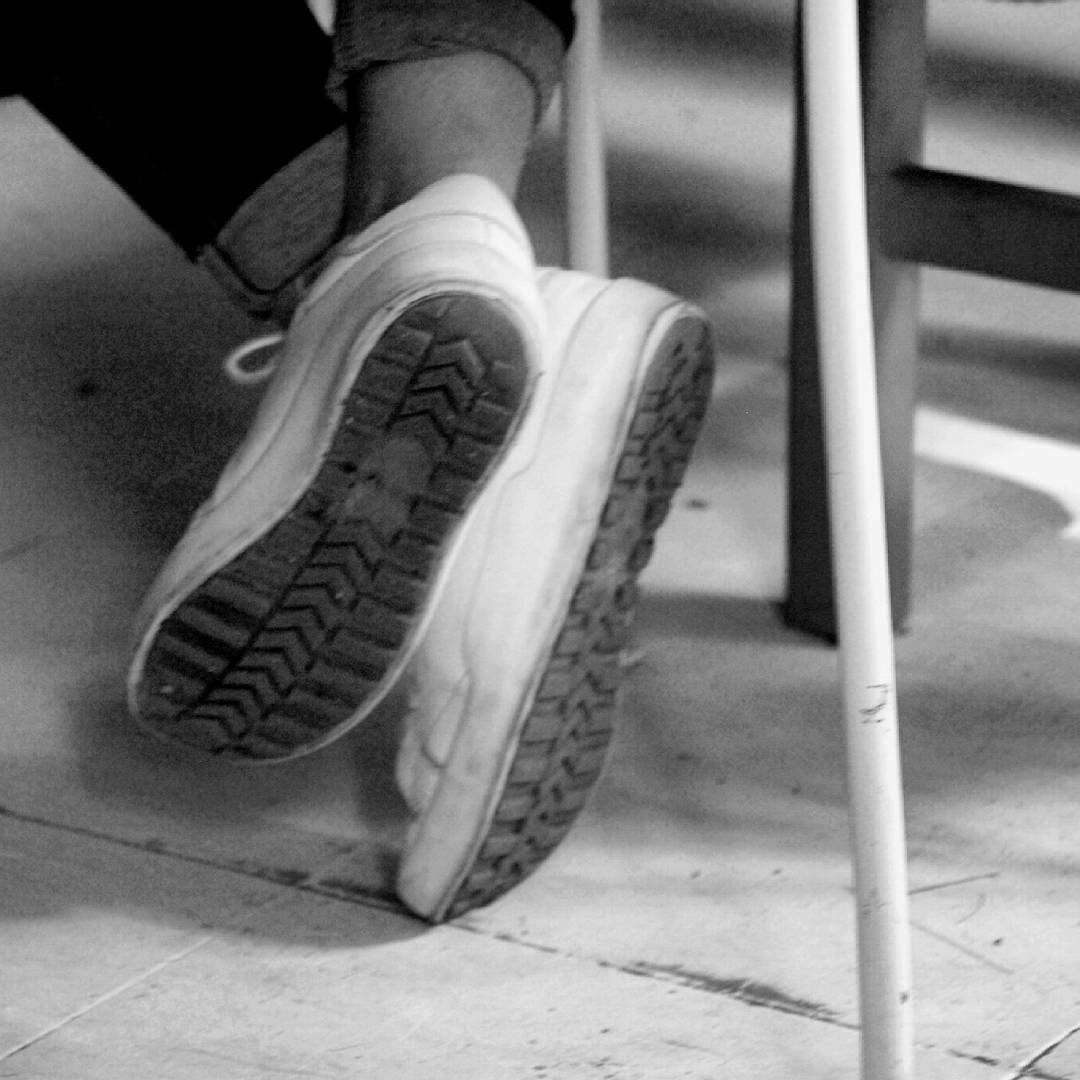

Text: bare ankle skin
xmin=342 ymin=50 xmax=537 ymax=233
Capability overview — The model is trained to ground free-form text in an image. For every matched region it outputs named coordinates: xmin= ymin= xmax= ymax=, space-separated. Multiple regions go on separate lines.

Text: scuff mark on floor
xmin=911 ymin=919 xmax=1015 ymax=975
xmin=908 ymin=872 xmax=1000 ymax=896
xmin=626 ymin=962 xmax=844 ymax=1024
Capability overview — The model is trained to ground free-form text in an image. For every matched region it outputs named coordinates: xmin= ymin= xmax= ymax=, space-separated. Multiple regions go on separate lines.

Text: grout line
xmin=0 ymin=937 xmax=214 ymax=1065
xmin=5 ymin=793 xmax=867 ymax=1037
xmin=1002 ymin=1020 xmax=1080 ymax=1080
xmin=0 ymin=802 xmax=402 ymax=913
xmin=2 ymin=805 xmax=1065 ymax=1075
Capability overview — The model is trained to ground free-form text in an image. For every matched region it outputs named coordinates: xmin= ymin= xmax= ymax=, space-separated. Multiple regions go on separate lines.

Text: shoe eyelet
xmin=222 ymin=334 xmax=284 ymax=385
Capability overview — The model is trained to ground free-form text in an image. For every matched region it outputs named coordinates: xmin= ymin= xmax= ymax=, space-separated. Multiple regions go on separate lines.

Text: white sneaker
xmin=128 ymin=175 xmax=545 ymax=761
xmin=395 ymin=269 xmax=715 ymax=922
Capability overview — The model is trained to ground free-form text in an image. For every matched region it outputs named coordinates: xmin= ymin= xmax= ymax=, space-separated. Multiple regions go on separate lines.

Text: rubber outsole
xmin=431 ymin=314 xmax=714 ymax=921
xmin=133 ymin=294 xmax=529 ymax=761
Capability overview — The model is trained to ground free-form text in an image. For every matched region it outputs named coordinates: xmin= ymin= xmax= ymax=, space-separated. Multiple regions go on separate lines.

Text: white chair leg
xmin=802 ymin=1 xmax=914 ymax=1077
xmin=562 ymin=0 xmax=609 ymax=276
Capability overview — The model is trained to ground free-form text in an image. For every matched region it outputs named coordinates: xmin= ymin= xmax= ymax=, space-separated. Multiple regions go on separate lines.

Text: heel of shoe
xmin=131 ymin=290 xmax=535 ymax=762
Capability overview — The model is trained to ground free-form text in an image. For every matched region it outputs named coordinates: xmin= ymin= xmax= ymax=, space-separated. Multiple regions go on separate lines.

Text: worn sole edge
xmin=399 ymin=304 xmax=715 ymax=921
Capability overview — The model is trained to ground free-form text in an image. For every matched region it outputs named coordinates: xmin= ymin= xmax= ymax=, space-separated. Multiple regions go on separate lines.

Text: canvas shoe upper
xmin=128 ymin=174 xmax=545 ymax=761
xmin=395 ymin=268 xmax=715 ymax=922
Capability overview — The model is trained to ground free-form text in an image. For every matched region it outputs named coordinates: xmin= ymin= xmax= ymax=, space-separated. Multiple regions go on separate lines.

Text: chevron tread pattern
xmin=135 ymin=294 xmax=529 ymax=760
xmin=440 ymin=315 xmax=714 ymax=920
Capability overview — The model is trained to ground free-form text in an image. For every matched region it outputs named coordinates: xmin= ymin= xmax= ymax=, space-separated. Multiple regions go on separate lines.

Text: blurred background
xmin=0 ymin=2 xmax=1078 ymax=1076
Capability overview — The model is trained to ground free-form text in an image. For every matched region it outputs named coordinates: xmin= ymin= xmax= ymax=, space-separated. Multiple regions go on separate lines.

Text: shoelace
xmin=222 ymin=333 xmax=284 ymax=386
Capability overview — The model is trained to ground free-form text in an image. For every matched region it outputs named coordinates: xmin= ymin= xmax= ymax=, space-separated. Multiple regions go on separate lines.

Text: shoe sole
xmin=412 ymin=312 xmax=713 ymax=921
xmin=133 ymin=294 xmax=530 ymax=761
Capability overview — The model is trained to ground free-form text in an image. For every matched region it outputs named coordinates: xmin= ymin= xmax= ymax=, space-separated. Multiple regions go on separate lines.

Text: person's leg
xmin=206 ymin=0 xmax=576 ymax=323
xmin=209 ymin=0 xmax=576 ymax=317
xmin=341 ymin=52 xmax=536 ymax=233
xmin=333 ymin=0 xmax=572 ymax=230
xmin=9 ymin=1 xmax=717 ymax=918
xmin=11 ymin=2 xmax=344 ymax=261
xmin=127 ymin=1 xmax=576 ymax=760
xmin=8 ymin=1 xmax=574 ymax=323
xmin=326 ymin=4 xmax=719 ymax=924
xmin=8 ymin=2 xmax=346 ymax=324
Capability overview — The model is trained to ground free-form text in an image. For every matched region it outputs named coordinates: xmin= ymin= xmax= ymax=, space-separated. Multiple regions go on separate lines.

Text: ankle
xmin=342 ymin=51 xmax=536 ymax=233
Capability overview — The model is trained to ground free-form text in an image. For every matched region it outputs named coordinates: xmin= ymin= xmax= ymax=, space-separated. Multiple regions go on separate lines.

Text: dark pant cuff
xmin=332 ymin=0 xmax=570 ymax=120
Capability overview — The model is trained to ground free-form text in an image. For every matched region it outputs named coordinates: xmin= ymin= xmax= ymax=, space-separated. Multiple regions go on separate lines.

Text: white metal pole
xmin=562 ymin=0 xmax=609 ymax=276
xmin=802 ymin=2 xmax=914 ymax=1078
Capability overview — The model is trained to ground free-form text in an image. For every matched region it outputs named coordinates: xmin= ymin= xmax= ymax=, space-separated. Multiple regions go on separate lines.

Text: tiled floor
xmin=1 ymin=2 xmax=1079 ymax=1077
